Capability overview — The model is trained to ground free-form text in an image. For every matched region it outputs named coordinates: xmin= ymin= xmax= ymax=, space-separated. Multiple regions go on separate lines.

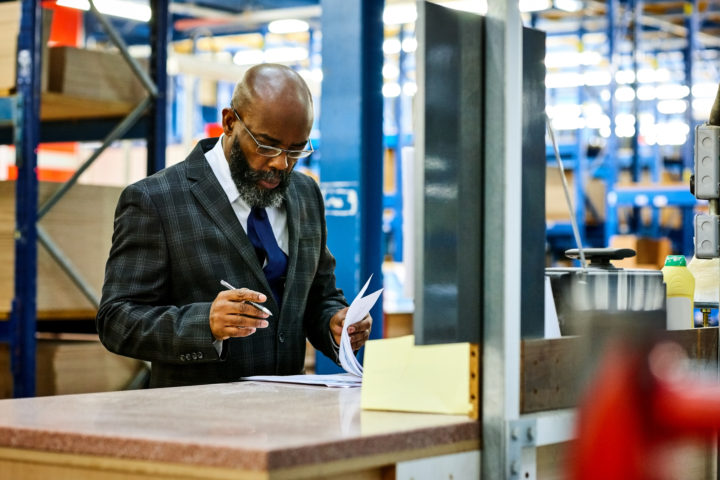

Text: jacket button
xmin=191 ymin=353 xmax=198 ymax=360
xmin=197 ymin=352 xmax=203 ymax=359
xmin=180 ymin=354 xmax=186 ymax=361
xmin=279 ymin=332 xmax=285 ymax=343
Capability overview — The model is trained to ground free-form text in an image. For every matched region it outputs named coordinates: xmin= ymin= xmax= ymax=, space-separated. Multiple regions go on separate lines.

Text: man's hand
xmin=330 ymin=308 xmax=373 ymax=352
xmin=210 ymin=288 xmax=270 ymax=341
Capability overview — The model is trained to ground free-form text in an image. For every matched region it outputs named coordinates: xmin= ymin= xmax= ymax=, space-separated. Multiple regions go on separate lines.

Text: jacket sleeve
xmin=96 ymin=182 xmax=221 ymax=364
xmin=302 ymin=180 xmax=348 ymax=364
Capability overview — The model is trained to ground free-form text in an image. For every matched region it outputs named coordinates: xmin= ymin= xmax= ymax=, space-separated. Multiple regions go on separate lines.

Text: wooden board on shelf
xmin=521 ymin=328 xmax=719 ymax=413
xmin=0 ymin=181 xmax=122 ymax=319
xmin=0 ymin=335 xmax=144 ymax=398
xmin=40 ymin=92 xmax=137 ymax=121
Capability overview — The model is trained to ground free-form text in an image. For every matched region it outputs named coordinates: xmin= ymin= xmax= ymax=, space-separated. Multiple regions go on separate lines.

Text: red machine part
xmin=569 ymin=340 xmax=720 ymax=480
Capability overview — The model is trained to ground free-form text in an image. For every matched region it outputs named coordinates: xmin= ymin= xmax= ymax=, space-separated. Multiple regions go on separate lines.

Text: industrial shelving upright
xmin=0 ymin=0 xmax=169 ymax=398
xmin=542 ymin=0 xmax=715 ymax=259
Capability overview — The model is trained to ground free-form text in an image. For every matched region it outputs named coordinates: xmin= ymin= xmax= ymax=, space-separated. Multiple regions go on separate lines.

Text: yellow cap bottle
xmin=661 ymin=255 xmax=695 ymax=330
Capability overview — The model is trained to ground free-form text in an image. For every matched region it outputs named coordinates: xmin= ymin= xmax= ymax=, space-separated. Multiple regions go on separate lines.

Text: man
xmin=97 ymin=63 xmax=372 ymax=388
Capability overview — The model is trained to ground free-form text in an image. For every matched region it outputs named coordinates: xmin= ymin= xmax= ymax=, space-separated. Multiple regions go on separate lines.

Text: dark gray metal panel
xmin=521 ymin=27 xmax=547 ymax=339
xmin=416 ymin=2 xmax=483 ymax=345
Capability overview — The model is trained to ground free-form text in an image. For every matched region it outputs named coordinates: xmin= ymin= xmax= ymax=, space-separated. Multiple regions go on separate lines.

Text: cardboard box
xmin=0 ymin=1 xmax=21 ymax=93
xmin=0 ymin=181 xmax=122 ymax=317
xmin=0 ymin=5 xmax=52 ymax=94
xmin=609 ymin=234 xmax=672 ymax=270
xmin=546 ymin=166 xmax=606 ymax=223
xmin=48 ymin=46 xmax=146 ymax=103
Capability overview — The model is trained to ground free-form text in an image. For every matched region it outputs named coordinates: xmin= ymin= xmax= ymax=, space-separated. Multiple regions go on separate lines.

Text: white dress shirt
xmin=204 ymin=134 xmax=288 ymax=257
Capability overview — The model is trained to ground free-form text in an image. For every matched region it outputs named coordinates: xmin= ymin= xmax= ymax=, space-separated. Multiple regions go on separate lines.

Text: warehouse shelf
xmin=539 ymin=0 xmax=716 ymax=260
xmin=0 ymin=0 xmax=168 ymax=398
xmin=0 ymin=92 xmax=147 ymax=144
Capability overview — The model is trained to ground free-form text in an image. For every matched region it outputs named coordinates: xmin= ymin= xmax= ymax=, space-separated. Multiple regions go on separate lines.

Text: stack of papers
xmin=243 ymin=276 xmax=382 ymax=388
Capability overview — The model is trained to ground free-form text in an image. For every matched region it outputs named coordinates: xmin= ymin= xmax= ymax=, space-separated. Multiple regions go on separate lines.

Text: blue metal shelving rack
xmin=0 ymin=0 xmax=168 ymax=397
xmin=543 ymin=0 xmax=711 ymax=260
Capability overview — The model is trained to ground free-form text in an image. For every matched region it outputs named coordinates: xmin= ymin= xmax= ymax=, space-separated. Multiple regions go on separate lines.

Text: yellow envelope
xmin=361 ymin=335 xmax=478 ymax=417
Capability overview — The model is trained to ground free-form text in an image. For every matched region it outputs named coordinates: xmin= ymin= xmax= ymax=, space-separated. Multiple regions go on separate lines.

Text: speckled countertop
xmin=0 ymin=381 xmax=479 ymax=472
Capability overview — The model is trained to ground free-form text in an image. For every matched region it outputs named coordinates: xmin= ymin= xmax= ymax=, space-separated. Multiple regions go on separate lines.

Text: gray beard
xmin=228 ymin=137 xmax=291 ymax=208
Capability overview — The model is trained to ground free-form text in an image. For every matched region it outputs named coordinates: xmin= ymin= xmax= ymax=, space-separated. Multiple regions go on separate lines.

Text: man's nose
xmin=268 ymin=152 xmax=289 ymax=170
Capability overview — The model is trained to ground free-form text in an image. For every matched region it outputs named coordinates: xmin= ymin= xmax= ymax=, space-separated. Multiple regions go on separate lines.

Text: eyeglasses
xmin=232 ymin=107 xmax=314 ymax=159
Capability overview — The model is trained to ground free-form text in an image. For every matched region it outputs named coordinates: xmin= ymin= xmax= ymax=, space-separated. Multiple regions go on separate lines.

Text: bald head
xmin=231 ymin=63 xmax=313 ymax=125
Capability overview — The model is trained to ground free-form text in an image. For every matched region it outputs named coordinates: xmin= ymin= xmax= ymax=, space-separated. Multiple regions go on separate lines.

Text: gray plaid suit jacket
xmin=97 ymin=138 xmax=348 ymax=388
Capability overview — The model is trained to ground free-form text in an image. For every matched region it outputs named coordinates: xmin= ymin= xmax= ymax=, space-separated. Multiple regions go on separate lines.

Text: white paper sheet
xmin=242 ymin=373 xmax=362 ymax=388
xmin=339 ymin=275 xmax=383 ymax=376
xmin=242 ymin=275 xmax=383 ymax=387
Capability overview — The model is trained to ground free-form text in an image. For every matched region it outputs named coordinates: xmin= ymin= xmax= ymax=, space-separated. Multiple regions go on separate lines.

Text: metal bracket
xmin=695 ymin=213 xmax=720 ymax=258
xmin=694 ymin=124 xmax=720 ymax=200
xmin=506 ymin=418 xmax=537 ymax=479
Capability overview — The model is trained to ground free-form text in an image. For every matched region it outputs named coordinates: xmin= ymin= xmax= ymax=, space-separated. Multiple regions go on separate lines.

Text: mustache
xmin=245 ymin=166 xmax=286 ymax=183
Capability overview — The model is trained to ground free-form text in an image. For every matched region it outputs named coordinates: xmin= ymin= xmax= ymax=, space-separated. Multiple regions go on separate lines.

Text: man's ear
xmin=221 ymin=108 xmax=235 ymax=136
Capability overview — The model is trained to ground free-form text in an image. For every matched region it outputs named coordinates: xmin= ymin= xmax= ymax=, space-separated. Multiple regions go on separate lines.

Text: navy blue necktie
xmin=246 ymin=207 xmax=288 ymax=307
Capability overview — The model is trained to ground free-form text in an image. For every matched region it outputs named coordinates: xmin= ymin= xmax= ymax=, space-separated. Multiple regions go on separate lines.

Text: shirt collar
xmin=205 ymin=134 xmax=240 ymax=204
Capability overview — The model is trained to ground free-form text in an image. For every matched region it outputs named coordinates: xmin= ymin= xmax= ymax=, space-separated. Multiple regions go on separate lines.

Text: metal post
xmin=148 ymin=0 xmax=169 ymax=174
xmin=318 ymin=0 xmax=384 ymax=373
xmin=682 ymin=0 xmax=699 ymax=256
xmin=11 ymin=0 xmax=42 ymax=398
xmin=604 ymin=0 xmax=620 ymax=247
xmin=483 ymin=0 xmax=524 ymax=477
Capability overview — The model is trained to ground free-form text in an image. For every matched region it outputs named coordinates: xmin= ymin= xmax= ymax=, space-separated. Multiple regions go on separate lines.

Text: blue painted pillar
xmin=318 ymin=0 xmax=384 ymax=373
xmin=12 ymin=0 xmax=42 ymax=397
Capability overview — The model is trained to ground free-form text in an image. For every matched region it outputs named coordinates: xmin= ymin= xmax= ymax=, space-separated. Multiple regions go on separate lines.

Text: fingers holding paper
xmin=349 ymin=314 xmax=372 ymax=351
xmin=330 ymin=307 xmax=372 ymax=352
xmin=330 ymin=307 xmax=347 ymax=345
xmin=209 ymin=288 xmax=270 ymax=341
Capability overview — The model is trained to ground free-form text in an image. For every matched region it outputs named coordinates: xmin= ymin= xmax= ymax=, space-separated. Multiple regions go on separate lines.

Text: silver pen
xmin=220 ymin=280 xmax=273 ymax=316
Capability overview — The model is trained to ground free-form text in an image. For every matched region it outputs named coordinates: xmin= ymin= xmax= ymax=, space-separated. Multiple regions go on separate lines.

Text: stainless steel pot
xmin=546 ymin=248 xmax=666 ymax=335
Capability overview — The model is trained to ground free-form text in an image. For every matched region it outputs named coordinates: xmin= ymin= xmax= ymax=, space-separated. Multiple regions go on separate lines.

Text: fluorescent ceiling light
xmin=657 ymin=99 xmax=687 ymax=115
xmin=383 ymin=4 xmax=417 ymax=25
xmin=545 ymin=50 xmax=601 ymax=68
xmin=382 ymin=83 xmax=401 ymax=98
xmin=654 ymin=122 xmax=689 ymax=146
xmin=383 ymin=38 xmax=402 ymax=55
xmin=265 ymin=47 xmax=308 ymax=63
xmin=551 ymin=116 xmax=585 ymax=131
xmin=693 ymin=82 xmax=719 ymax=98
xmin=519 ymin=0 xmax=551 ymax=12
xmin=614 ymin=86 xmax=635 ymax=102
xmin=636 ymin=85 xmax=656 ymax=101
xmin=233 ymin=50 xmax=265 ymax=66
xmin=233 ymin=47 xmax=308 ymax=66
xmin=443 ymin=1 xmax=488 ymax=15
xmin=585 ymin=113 xmax=610 ymax=130
xmin=637 ymin=68 xmax=670 ymax=84
xmin=615 ymin=70 xmax=635 ymax=84
xmin=56 ymin=0 xmax=151 ymax=22
xmin=554 ymin=0 xmax=583 ymax=12
xmin=267 ymin=19 xmax=309 ymax=34
xmin=583 ymin=71 xmax=611 ymax=86
xmin=402 ymin=82 xmax=417 ymax=96
xmin=655 ymin=84 xmax=689 ymax=100
xmin=402 ymin=37 xmax=417 ymax=53
xmin=382 ymin=63 xmax=400 ymax=79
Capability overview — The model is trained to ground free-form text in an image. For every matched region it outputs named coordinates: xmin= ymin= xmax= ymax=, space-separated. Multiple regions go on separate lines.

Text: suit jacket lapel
xmin=282 ymin=177 xmax=300 ymax=313
xmin=185 ymin=144 xmax=270 ymax=294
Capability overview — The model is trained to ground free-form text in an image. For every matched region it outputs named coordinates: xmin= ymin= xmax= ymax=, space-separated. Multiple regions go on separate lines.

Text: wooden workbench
xmin=0 ymin=381 xmax=480 ymax=479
